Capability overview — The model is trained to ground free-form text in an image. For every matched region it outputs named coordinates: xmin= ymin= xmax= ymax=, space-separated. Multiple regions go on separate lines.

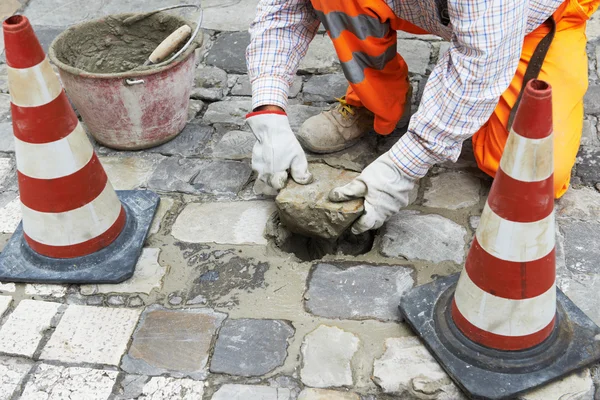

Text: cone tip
xmin=3 ymin=15 xmax=30 ymax=33
xmin=525 ymin=79 xmax=552 ymax=100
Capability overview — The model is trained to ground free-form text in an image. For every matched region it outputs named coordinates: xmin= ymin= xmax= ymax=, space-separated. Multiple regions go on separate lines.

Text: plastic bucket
xmin=49 ymin=13 xmax=201 ymax=150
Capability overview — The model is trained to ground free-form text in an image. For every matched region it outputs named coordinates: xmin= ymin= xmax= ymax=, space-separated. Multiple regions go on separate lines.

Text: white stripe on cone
xmin=500 ymin=130 xmax=554 ymax=182
xmin=476 ymin=204 xmax=555 ymax=262
xmin=454 ymin=271 xmax=556 ymax=337
xmin=15 ymin=123 xmax=94 ymax=179
xmin=7 ymin=58 xmax=62 ymax=108
xmin=21 ymin=182 xmax=122 ymax=246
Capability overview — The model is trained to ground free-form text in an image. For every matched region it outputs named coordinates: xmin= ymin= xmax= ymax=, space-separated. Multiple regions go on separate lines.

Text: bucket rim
xmin=48 ymin=12 xmax=202 ymax=79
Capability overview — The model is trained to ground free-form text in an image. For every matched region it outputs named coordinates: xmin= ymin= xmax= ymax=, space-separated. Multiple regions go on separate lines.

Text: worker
xmin=245 ymin=0 xmax=598 ymax=234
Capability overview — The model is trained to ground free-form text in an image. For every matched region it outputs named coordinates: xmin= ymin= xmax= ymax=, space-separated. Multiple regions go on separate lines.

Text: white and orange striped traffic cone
xmin=0 ymin=15 xmax=159 ymax=283
xmin=400 ymin=79 xmax=600 ymax=399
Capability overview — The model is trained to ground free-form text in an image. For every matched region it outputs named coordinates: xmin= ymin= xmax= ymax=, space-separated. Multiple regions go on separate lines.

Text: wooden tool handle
xmin=148 ymin=25 xmax=192 ymax=64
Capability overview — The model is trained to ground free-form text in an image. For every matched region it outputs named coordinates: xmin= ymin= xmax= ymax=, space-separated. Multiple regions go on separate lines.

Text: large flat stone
xmin=373 ymin=337 xmax=464 ymax=399
xmin=210 ymin=319 xmax=294 ymax=376
xmin=172 ymin=201 xmax=276 ymax=245
xmin=300 ymin=325 xmax=359 ymax=388
xmin=205 ymin=32 xmax=250 ymax=74
xmin=380 ymin=211 xmax=467 ymax=264
xmin=191 ymin=159 xmax=252 ymax=195
xmin=298 ymin=388 xmax=360 ymax=400
xmin=20 ymin=364 xmax=118 ymax=400
xmin=557 ymin=187 xmax=600 ymax=221
xmin=211 ymin=130 xmax=256 ymax=160
xmin=80 ymin=248 xmax=166 ymax=295
xmin=581 ymin=117 xmax=599 ymax=147
xmin=0 ymin=295 xmax=12 ymax=317
xmin=201 ymin=0 xmax=258 ymax=31
xmin=122 ymin=306 xmax=226 ymax=379
xmin=0 ymin=123 xmax=14 ymax=152
xmin=0 ymin=300 xmax=61 ymax=357
xmin=424 ymin=172 xmax=481 ymax=210
xmin=397 ymin=40 xmax=432 ymax=75
xmin=303 ymin=74 xmax=348 ymax=102
xmin=585 ymin=84 xmax=600 ymax=115
xmin=203 ymin=99 xmax=252 ymax=127
xmin=195 ymin=65 xmax=228 ymax=88
xmin=519 ymin=369 xmax=594 ymax=400
xmin=0 ymin=356 xmax=33 ymax=400
xmin=41 ymin=305 xmax=141 ymax=366
xmin=139 ymin=377 xmax=205 ymax=400
xmin=305 ymin=263 xmax=414 ymax=322
xmin=99 ymin=155 xmax=162 ymax=190
xmin=299 ymin=35 xmax=340 ymax=74
xmin=276 ymin=164 xmax=363 ymax=239
xmin=212 ymin=384 xmax=292 ymax=400
xmin=576 ymin=147 xmax=600 ymax=186
xmin=287 ymin=104 xmax=326 ymax=133
xmin=148 ymin=123 xmax=213 ymax=157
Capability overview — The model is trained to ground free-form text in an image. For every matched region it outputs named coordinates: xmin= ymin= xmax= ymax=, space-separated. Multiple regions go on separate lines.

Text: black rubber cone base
xmin=0 ymin=190 xmax=159 ymax=284
xmin=399 ymin=273 xmax=600 ymax=400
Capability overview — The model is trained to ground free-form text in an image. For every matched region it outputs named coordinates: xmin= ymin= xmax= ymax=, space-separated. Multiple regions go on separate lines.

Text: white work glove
xmin=246 ymin=111 xmax=313 ymax=195
xmin=329 ymin=151 xmax=415 ymax=234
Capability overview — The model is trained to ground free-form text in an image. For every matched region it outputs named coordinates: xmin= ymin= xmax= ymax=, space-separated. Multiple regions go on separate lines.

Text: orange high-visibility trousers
xmin=311 ymin=0 xmax=599 ymax=198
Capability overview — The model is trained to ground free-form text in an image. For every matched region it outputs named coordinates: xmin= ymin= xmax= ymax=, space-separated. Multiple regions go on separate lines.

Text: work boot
xmin=297 ymin=85 xmax=413 ymax=154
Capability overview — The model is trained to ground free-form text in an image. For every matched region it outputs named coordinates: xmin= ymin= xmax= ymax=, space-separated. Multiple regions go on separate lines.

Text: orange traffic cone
xmin=0 ymin=15 xmax=159 ymax=283
xmin=400 ymin=80 xmax=600 ymax=400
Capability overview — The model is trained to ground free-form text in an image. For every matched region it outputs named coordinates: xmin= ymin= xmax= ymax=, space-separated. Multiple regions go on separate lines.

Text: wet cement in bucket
xmin=50 ymin=13 xmax=192 ymax=75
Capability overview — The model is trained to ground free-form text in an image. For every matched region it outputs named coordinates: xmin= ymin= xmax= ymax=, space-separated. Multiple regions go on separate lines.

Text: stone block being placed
xmin=276 ymin=164 xmax=363 ymax=240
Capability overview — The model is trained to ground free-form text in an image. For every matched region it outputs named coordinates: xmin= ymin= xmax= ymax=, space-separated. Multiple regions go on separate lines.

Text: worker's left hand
xmin=329 ymin=152 xmax=416 ymax=234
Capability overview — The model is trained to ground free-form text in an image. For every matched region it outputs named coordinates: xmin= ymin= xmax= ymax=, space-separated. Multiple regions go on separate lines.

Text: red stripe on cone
xmin=511 ymin=81 xmax=553 ymax=140
xmin=18 ymin=154 xmax=107 ymax=213
xmin=11 ymin=91 xmax=78 ymax=144
xmin=487 ymin=168 xmax=554 ymax=223
xmin=3 ymin=16 xmax=46 ymax=69
xmin=451 ymin=301 xmax=556 ymax=351
xmin=465 ymin=238 xmax=555 ymax=299
xmin=24 ymin=207 xmax=126 ymax=258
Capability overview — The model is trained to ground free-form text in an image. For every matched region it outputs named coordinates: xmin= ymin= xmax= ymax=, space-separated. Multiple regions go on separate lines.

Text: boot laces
xmin=335 ymin=96 xmax=356 ymax=119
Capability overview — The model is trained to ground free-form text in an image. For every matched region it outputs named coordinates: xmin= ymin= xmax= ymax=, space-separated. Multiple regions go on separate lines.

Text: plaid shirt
xmin=246 ymin=0 xmax=563 ymax=178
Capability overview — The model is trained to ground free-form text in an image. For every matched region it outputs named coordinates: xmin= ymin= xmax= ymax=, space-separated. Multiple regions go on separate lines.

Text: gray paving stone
xmin=424 ymin=172 xmax=481 ymax=210
xmin=108 ymin=295 xmax=126 ymax=306
xmin=373 ymin=336 xmax=465 ymax=399
xmin=0 ymin=64 xmax=7 ymax=93
xmin=21 ymin=364 xmax=118 ymax=400
xmin=187 ymin=99 xmax=205 ymax=122
xmin=298 ymin=388 xmax=360 ymax=400
xmin=206 ymin=32 xmax=250 ymax=74
xmin=587 ymin=13 xmax=600 ymax=42
xmin=519 ymin=369 xmax=594 ymax=400
xmin=305 ymin=263 xmax=414 ymax=322
xmin=0 ymin=123 xmax=14 ymax=153
xmin=195 ymin=65 xmax=228 ymax=89
xmin=113 ymin=375 xmax=149 ymax=399
xmin=99 ymin=155 xmax=163 ymax=190
xmin=577 ymin=147 xmax=600 ymax=186
xmin=172 ymin=201 xmax=276 ymax=245
xmin=212 ymin=384 xmax=292 ymax=400
xmin=148 ymin=123 xmax=213 ymax=157
xmin=557 ymin=187 xmax=600 ymax=221
xmin=0 ymin=283 xmax=15 ymax=294
xmin=469 ymin=216 xmax=480 ymax=230
xmin=303 ymin=74 xmax=348 ymax=102
xmin=192 ymin=87 xmax=225 ymax=101
xmin=138 ymin=377 xmax=205 ymax=400
xmin=584 ymin=84 xmax=600 ymax=115
xmin=287 ymin=104 xmax=326 ymax=133
xmin=0 ymin=158 xmax=11 ymax=188
xmin=147 ymin=157 xmax=202 ymax=194
xmin=0 ymin=300 xmax=61 ymax=357
xmin=29 ymin=25 xmax=65 ymax=54
xmin=0 ymin=194 xmax=19 ymax=234
xmin=581 ymin=117 xmax=599 ymax=147
xmin=0 ymin=0 xmax=20 ymax=25
xmin=380 ymin=211 xmax=467 ymax=264
xmin=210 ymin=319 xmax=294 ymax=376
xmin=299 ymin=35 xmax=340 ymax=74
xmin=0 ymin=295 xmax=12 ymax=318
xmin=203 ymin=99 xmax=252 ymax=127
xmin=438 ymin=41 xmax=451 ymax=60
xmin=300 ymin=325 xmax=359 ymax=388
xmin=191 ymin=159 xmax=252 ymax=195
xmin=211 ymin=130 xmax=256 ymax=160
xmin=24 ymin=284 xmax=67 ymax=298
xmin=397 ymin=40 xmax=432 ymax=75
xmin=0 ymin=94 xmax=9 ymax=122
xmin=201 ymin=0 xmax=258 ymax=32
xmin=0 ymin=356 xmax=33 ymax=400
xmin=41 ymin=305 xmax=141 ymax=366
xmin=121 ymin=306 xmax=226 ymax=379
xmin=149 ymin=197 xmax=175 ymax=235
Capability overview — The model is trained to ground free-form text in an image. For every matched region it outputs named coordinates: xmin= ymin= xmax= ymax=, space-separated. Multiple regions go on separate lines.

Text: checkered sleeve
xmin=246 ymin=0 xmax=320 ymax=111
xmin=390 ymin=0 xmax=529 ymax=179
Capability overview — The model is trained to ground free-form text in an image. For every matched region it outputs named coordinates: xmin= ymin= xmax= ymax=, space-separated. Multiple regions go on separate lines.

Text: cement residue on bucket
xmin=50 ymin=13 xmax=193 ymax=75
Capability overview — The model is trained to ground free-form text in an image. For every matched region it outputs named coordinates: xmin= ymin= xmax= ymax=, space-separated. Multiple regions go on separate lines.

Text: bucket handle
xmin=124 ymin=79 xmax=145 ymax=86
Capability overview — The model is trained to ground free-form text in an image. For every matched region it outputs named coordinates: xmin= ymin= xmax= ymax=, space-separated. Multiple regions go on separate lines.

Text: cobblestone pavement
xmin=1 ymin=1 xmax=600 ymax=399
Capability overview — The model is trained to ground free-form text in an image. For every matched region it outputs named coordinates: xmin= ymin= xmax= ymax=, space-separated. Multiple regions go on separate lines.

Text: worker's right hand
xmin=246 ymin=110 xmax=313 ymax=196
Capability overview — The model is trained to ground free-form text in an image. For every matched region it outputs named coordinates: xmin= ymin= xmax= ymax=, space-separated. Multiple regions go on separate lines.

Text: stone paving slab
xmin=0 ymin=295 xmax=12 ymax=317
xmin=298 ymin=388 xmax=360 ymax=400
xmin=121 ymin=306 xmax=226 ymax=379
xmin=519 ymin=369 xmax=594 ymax=400
xmin=24 ymin=283 xmax=67 ymax=298
xmin=138 ymin=376 xmax=206 ymax=400
xmin=171 ymin=201 xmax=276 ymax=245
xmin=0 ymin=356 xmax=33 ymax=400
xmin=20 ymin=364 xmax=118 ymax=400
xmin=100 ymin=156 xmax=163 ymax=191
xmin=305 ymin=263 xmax=414 ymax=322
xmin=210 ymin=318 xmax=294 ymax=376
xmin=41 ymin=305 xmax=141 ymax=366
xmin=0 ymin=283 xmax=15 ymax=294
xmin=212 ymin=384 xmax=292 ymax=400
xmin=0 ymin=300 xmax=61 ymax=357
xmin=424 ymin=171 xmax=481 ymax=210
xmin=211 ymin=130 xmax=256 ymax=160
xmin=149 ymin=197 xmax=175 ymax=235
